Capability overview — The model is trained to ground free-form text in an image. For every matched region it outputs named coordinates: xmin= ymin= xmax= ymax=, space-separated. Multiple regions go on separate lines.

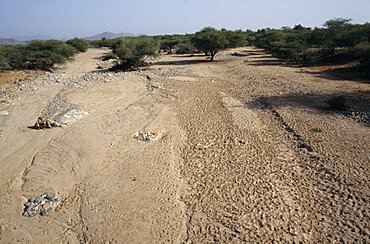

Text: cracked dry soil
xmin=0 ymin=47 xmax=369 ymax=243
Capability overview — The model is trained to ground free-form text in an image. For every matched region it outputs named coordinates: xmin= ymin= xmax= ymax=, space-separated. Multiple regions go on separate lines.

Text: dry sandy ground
xmin=0 ymin=48 xmax=369 ymax=243
xmin=0 ymin=71 xmax=41 ymax=88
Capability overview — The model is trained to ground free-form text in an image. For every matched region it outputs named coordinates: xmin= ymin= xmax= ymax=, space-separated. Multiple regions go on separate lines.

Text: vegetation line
xmin=1 ymin=18 xmax=368 ymax=77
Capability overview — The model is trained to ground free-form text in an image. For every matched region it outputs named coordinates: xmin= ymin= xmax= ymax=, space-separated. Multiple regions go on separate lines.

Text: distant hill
xmin=84 ymin=31 xmax=136 ymax=40
xmin=12 ymin=34 xmax=52 ymax=41
xmin=0 ymin=38 xmax=25 ymax=45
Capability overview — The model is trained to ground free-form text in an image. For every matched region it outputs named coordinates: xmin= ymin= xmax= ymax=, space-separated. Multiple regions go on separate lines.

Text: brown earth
xmin=0 ymin=47 xmax=369 ymax=243
xmin=0 ymin=71 xmax=41 ymax=88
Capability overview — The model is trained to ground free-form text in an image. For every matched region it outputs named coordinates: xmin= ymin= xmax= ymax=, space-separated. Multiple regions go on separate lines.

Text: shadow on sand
xmin=247 ymin=91 xmax=369 ymax=111
xmin=154 ymin=59 xmax=209 ymax=66
xmin=302 ymin=68 xmax=370 ymax=84
xmin=91 ymin=69 xmax=112 ymax=73
xmin=245 ymin=51 xmax=370 ymax=83
xmin=245 ymin=91 xmax=370 ymax=125
xmin=248 ymin=58 xmax=286 ymax=66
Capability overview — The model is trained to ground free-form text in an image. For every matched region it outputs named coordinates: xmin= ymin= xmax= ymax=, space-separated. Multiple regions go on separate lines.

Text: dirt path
xmin=0 ymin=47 xmax=369 ymax=243
xmin=156 ymin=50 xmax=369 ymax=242
xmin=0 ymin=49 xmax=186 ymax=243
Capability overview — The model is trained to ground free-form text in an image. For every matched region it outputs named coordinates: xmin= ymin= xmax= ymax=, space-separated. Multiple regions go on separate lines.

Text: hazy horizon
xmin=0 ymin=0 xmax=369 ymax=40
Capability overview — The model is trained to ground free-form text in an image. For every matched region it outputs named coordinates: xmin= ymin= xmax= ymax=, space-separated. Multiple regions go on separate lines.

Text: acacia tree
xmin=191 ymin=27 xmax=227 ymax=61
xmin=192 ymin=27 xmax=245 ymax=61
xmin=113 ymin=37 xmax=159 ymax=69
xmin=323 ymin=18 xmax=352 ymax=53
xmin=191 ymin=27 xmax=226 ymax=61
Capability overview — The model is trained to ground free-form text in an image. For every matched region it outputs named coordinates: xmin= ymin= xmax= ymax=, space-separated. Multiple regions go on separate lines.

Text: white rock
xmin=56 ymin=109 xmax=89 ymax=125
xmin=0 ymin=111 xmax=9 ymax=116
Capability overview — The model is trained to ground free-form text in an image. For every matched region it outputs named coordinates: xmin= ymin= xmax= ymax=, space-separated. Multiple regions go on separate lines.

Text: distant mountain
xmin=84 ymin=31 xmax=136 ymax=40
xmin=12 ymin=34 xmax=52 ymax=41
xmin=0 ymin=38 xmax=25 ymax=45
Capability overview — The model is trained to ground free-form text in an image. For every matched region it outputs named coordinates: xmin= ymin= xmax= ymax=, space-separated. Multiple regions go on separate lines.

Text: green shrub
xmin=91 ymin=38 xmax=123 ymax=49
xmin=0 ymin=55 xmax=11 ymax=70
xmin=0 ymin=40 xmax=84 ymax=71
xmin=113 ymin=37 xmax=159 ymax=69
xmin=102 ymin=52 xmax=118 ymax=61
xmin=301 ymin=50 xmax=320 ymax=65
xmin=252 ymin=20 xmax=370 ymax=70
xmin=160 ymin=38 xmax=180 ymax=53
xmin=351 ymin=42 xmax=370 ymax=72
xmin=66 ymin=38 xmax=89 ymax=52
xmin=176 ymin=42 xmax=197 ymax=54
xmin=253 ymin=29 xmax=285 ymax=51
xmin=273 ymin=41 xmax=308 ymax=62
xmin=0 ymin=45 xmax=27 ymax=69
xmin=24 ymin=40 xmax=77 ymax=70
xmin=222 ymin=30 xmax=246 ymax=48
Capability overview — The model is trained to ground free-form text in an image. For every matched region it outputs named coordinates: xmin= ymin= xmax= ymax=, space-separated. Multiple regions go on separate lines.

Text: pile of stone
xmin=31 ymin=71 xmax=120 ymax=88
xmin=41 ymin=73 xmax=65 ymax=84
xmin=149 ymin=67 xmax=192 ymax=77
xmin=32 ymin=117 xmax=61 ymax=130
xmin=134 ymin=131 xmax=157 ymax=142
xmin=77 ymin=72 xmax=117 ymax=84
xmin=41 ymin=90 xmax=77 ymax=119
xmin=23 ymin=192 xmax=58 ymax=217
xmin=342 ymin=110 xmax=370 ymax=125
xmin=146 ymin=83 xmax=163 ymax=93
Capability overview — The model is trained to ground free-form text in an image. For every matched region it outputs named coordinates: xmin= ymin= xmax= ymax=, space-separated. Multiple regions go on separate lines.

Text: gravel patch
xmin=134 ymin=131 xmax=158 ymax=142
xmin=23 ymin=192 xmax=58 ymax=217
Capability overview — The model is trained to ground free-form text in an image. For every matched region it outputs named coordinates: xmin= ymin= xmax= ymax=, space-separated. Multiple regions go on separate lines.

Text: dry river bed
xmin=0 ymin=47 xmax=369 ymax=243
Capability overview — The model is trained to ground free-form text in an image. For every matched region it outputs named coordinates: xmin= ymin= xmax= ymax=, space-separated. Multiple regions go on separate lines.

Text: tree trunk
xmin=210 ymin=51 xmax=216 ymax=61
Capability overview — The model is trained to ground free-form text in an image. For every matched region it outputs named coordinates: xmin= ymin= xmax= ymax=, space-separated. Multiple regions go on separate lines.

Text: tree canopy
xmin=0 ymin=39 xmax=90 ymax=71
xmin=112 ymin=37 xmax=159 ymax=69
xmin=191 ymin=27 xmax=245 ymax=61
xmin=252 ymin=18 xmax=370 ymax=74
xmin=66 ymin=38 xmax=90 ymax=52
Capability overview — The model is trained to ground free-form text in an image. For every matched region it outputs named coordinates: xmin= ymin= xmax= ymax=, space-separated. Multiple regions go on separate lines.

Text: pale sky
xmin=0 ymin=0 xmax=369 ymax=39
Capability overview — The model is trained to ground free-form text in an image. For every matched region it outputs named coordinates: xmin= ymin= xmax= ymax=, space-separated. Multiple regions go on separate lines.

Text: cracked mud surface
xmin=0 ymin=48 xmax=369 ymax=243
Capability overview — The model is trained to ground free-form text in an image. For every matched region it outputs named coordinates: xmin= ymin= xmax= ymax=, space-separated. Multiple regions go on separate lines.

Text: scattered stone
xmin=31 ymin=117 xmax=61 ymax=130
xmin=41 ymin=91 xmax=77 ymax=120
xmin=342 ymin=110 xmax=370 ymax=126
xmin=238 ymin=139 xmax=246 ymax=145
xmin=134 ymin=131 xmax=157 ymax=142
xmin=0 ymin=111 xmax=9 ymax=116
xmin=23 ymin=192 xmax=58 ymax=217
xmin=146 ymin=84 xmax=154 ymax=93
xmin=149 ymin=67 xmax=192 ymax=77
xmin=130 ymin=176 xmax=137 ymax=181
xmin=146 ymin=83 xmax=162 ymax=93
